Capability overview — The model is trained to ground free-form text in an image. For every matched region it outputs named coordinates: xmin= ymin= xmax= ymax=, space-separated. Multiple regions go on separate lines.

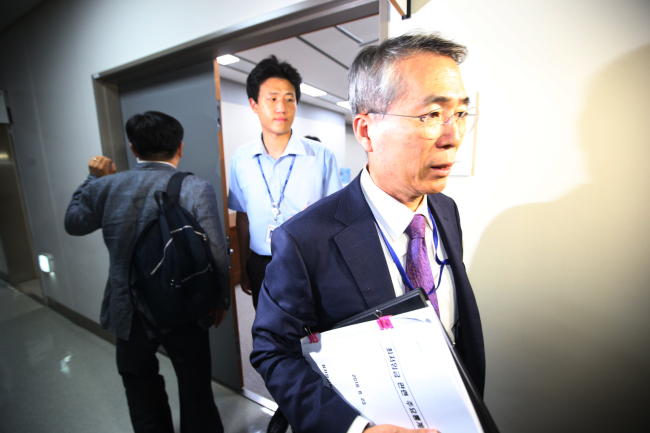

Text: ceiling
xmin=0 ymin=1 xmax=378 ymax=123
xmin=219 ymin=14 xmax=379 ymax=123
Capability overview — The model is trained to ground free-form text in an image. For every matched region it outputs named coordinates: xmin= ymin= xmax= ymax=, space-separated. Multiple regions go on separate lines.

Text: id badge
xmin=266 ymin=221 xmax=280 ymax=244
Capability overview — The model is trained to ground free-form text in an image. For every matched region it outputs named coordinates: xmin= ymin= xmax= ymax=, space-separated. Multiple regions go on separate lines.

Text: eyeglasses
xmin=368 ymin=107 xmax=478 ymax=139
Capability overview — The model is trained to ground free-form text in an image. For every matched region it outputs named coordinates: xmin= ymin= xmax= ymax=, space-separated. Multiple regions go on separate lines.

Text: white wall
xmin=220 ymin=78 xmax=346 ymax=201
xmin=0 ymin=0 xmax=318 ymax=321
xmin=390 ymin=0 xmax=650 ymax=431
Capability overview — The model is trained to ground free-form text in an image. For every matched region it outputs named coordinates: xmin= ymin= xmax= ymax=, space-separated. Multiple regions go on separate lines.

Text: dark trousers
xmin=247 ymin=252 xmax=272 ymax=310
xmin=116 ymin=316 xmax=223 ymax=433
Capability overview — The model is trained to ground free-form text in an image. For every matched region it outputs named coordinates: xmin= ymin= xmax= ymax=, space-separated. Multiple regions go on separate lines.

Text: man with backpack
xmin=65 ymin=111 xmax=230 ymax=433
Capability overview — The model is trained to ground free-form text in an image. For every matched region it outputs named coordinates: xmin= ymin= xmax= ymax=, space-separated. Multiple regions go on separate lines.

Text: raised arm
xmin=64 ymin=156 xmax=114 ymax=236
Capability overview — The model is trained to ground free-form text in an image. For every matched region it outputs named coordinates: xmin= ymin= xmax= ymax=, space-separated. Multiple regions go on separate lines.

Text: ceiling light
xmin=337 ymin=101 xmax=351 ymax=110
xmin=300 ymin=83 xmax=327 ymax=97
xmin=216 ymin=54 xmax=240 ymax=65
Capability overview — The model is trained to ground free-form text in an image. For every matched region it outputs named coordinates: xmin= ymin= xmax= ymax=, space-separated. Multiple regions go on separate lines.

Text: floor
xmin=0 ymin=280 xmax=275 ymax=433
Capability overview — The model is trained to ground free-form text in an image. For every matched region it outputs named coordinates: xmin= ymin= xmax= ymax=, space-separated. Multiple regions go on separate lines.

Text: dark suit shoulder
xmin=280 ymin=185 xmax=346 ymax=233
xmin=429 ymin=191 xmax=457 ymax=208
xmin=278 ymin=177 xmax=373 ymax=246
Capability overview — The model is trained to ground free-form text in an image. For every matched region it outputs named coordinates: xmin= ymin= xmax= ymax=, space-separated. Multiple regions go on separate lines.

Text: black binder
xmin=333 ymin=289 xmax=500 ymax=433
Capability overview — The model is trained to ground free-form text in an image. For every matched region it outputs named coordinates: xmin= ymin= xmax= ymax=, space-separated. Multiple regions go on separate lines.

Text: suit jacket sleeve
xmin=64 ymin=174 xmax=101 ymax=236
xmin=250 ymin=226 xmax=360 ymax=433
xmin=191 ymin=180 xmax=231 ymax=311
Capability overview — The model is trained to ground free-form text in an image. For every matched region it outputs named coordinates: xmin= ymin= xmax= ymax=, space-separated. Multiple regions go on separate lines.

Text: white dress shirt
xmin=359 ymin=167 xmax=458 ymax=342
xmin=135 ymin=159 xmax=176 ymax=168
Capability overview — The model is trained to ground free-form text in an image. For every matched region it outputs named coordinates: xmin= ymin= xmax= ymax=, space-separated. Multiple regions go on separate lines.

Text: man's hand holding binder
xmin=301 ymin=290 xmax=496 ymax=433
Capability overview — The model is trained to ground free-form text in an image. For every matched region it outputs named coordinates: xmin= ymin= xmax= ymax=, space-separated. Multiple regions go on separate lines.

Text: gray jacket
xmin=64 ymin=162 xmax=230 ymax=340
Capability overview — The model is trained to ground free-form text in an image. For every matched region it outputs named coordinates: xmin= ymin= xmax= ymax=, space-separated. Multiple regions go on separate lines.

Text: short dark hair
xmin=246 ymin=55 xmax=302 ymax=103
xmin=348 ymin=32 xmax=467 ymax=116
xmin=125 ymin=111 xmax=184 ymax=160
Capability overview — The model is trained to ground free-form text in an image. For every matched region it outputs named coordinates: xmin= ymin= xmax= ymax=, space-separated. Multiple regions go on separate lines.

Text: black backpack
xmin=129 ymin=172 xmax=219 ymax=329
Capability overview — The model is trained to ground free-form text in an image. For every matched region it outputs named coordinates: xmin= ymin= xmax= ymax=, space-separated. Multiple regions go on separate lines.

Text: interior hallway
xmin=0 ymin=279 xmax=273 ymax=433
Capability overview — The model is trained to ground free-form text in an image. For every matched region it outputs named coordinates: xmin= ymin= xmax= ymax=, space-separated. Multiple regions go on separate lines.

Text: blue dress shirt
xmin=228 ymin=132 xmax=342 ymax=256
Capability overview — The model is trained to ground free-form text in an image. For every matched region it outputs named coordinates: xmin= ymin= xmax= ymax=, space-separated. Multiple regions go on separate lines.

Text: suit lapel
xmin=427 ymin=194 xmax=461 ymax=261
xmin=332 ymin=181 xmax=465 ymax=310
xmin=428 ymin=193 xmax=472 ymax=325
xmin=333 ymin=177 xmax=395 ymax=309
xmin=428 ymin=195 xmax=485 ymax=393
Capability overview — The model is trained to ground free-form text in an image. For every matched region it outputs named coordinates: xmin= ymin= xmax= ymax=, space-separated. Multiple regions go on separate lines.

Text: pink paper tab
xmin=377 ymin=315 xmax=393 ymax=330
xmin=308 ymin=333 xmax=320 ymax=344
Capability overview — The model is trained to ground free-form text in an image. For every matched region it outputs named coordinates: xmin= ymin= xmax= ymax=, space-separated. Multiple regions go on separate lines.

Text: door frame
xmin=91 ymin=0 xmax=380 ymax=392
xmin=92 ymin=0 xmax=379 ymax=238
xmin=92 ymin=0 xmax=378 ymax=172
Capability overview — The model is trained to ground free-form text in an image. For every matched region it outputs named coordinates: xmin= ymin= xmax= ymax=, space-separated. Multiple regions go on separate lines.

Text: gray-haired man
xmin=251 ymin=32 xmax=484 ymax=433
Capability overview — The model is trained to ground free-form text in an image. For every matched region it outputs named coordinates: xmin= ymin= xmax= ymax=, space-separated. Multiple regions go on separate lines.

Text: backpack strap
xmin=166 ymin=172 xmax=193 ymax=204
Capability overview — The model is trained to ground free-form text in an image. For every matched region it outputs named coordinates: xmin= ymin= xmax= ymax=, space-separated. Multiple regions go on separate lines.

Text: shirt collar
xmin=249 ymin=130 xmax=307 ymax=158
xmin=135 ymin=159 xmax=177 ymax=169
xmin=360 ymin=165 xmax=433 ymax=241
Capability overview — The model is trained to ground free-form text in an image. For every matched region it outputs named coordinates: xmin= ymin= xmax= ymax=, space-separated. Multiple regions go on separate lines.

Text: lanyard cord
xmin=371 ymin=208 xmax=448 ymax=295
xmin=256 ymin=154 xmax=296 ymax=211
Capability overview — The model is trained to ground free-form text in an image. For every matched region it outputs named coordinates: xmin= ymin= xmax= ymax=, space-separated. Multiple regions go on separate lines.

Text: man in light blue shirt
xmin=227 ymin=55 xmax=341 ymax=432
xmin=228 ymin=133 xmax=341 ymax=268
xmin=228 ymin=55 xmax=341 ymax=309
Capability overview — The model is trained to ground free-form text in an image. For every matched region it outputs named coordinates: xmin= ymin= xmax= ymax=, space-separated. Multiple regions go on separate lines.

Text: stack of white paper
xmin=301 ymin=307 xmax=483 ymax=432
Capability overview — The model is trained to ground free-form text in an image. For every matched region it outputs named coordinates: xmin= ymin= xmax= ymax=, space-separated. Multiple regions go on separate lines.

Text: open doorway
xmin=92 ymin=0 xmax=382 ymax=403
xmin=217 ymin=14 xmax=379 ymax=406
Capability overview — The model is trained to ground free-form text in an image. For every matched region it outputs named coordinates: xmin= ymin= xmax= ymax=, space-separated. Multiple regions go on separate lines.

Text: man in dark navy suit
xmin=251 ymin=32 xmax=484 ymax=433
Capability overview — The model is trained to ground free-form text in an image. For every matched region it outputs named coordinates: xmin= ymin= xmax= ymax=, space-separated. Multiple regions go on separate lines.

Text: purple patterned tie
xmin=405 ymin=214 xmax=440 ymax=317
